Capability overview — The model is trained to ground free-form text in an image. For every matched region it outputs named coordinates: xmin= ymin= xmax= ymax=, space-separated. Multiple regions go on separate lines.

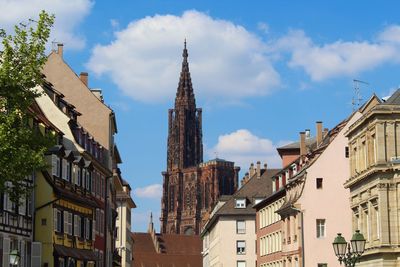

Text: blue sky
xmin=2 ymin=0 xmax=400 ymax=232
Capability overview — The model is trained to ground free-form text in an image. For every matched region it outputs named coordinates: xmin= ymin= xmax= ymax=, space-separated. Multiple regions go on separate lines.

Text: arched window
xmin=169 ymin=185 xmax=175 ymax=211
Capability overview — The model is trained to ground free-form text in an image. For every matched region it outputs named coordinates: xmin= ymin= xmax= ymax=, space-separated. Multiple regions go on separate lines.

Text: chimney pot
xmin=57 ymin=43 xmax=63 ymax=58
xmin=300 ymin=131 xmax=306 ymax=155
xmin=316 ymin=121 xmax=323 ymax=146
xmin=80 ymin=72 xmax=89 ymax=87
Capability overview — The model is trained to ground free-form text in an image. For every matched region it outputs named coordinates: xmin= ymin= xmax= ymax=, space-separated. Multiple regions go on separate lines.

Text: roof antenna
xmin=352 ymin=79 xmax=369 ymax=111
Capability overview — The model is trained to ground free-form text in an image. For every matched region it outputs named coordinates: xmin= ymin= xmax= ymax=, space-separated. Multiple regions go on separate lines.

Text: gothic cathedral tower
xmin=161 ymin=42 xmax=240 ymax=235
xmin=167 ymin=40 xmax=203 ymax=171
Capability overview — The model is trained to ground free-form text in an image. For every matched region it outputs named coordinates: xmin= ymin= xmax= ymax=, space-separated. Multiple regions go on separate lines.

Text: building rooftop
xmin=132 ymin=232 xmax=202 ymax=267
xmin=202 ymin=167 xmax=280 ymax=234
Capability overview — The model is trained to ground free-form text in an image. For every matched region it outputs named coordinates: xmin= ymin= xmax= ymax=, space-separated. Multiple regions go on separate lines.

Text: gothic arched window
xmin=169 ymin=185 xmax=175 ymax=211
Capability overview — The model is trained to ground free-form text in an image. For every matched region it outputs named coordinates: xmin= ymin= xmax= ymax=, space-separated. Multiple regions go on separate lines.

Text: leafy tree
xmin=0 ymin=11 xmax=55 ymax=203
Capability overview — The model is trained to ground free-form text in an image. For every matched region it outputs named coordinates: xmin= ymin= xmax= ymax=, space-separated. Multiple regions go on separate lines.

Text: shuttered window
xmin=54 ymin=209 xmax=62 ymax=232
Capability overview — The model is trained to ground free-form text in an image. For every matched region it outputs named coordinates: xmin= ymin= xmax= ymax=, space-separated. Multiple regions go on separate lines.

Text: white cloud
xmin=134 ymin=184 xmax=163 ymax=199
xmin=110 ymin=19 xmax=119 ymax=29
xmin=87 ymin=10 xmax=280 ymax=103
xmin=208 ymin=129 xmax=290 ymax=170
xmin=0 ymin=0 xmax=93 ymax=50
xmin=257 ymin=22 xmax=269 ymax=34
xmin=274 ymin=27 xmax=400 ymax=81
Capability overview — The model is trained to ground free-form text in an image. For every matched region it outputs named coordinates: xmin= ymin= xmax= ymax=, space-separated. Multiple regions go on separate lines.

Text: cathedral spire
xmin=176 ymin=39 xmax=194 ymax=103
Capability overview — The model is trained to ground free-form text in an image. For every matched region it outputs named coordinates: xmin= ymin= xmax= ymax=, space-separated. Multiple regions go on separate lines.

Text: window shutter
xmin=52 ymin=155 xmax=57 ymax=176
xmin=77 ymin=169 xmax=81 ymax=186
xmin=20 ymin=240 xmax=25 ymax=267
xmin=62 ymin=159 xmax=67 ymax=180
xmin=54 ymin=209 xmax=58 ymax=231
xmin=82 ymin=169 xmax=86 ymax=188
xmin=3 ymin=192 xmax=8 ymax=210
xmin=63 ymin=211 xmax=68 ymax=234
xmin=31 ymin=242 xmax=42 ymax=267
xmin=92 ymin=219 xmax=95 ymax=240
xmin=74 ymin=215 xmax=78 ymax=236
xmin=72 ymin=165 xmax=76 ymax=184
xmin=3 ymin=237 xmax=10 ymax=267
xmin=69 ymin=212 xmax=73 ymax=235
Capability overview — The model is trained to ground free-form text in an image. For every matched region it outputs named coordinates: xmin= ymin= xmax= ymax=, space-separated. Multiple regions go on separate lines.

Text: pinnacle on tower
xmin=176 ymin=39 xmax=194 ymax=103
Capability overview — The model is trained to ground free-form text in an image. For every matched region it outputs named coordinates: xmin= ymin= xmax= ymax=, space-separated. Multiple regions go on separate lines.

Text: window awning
xmin=54 ymin=244 xmax=98 ymax=261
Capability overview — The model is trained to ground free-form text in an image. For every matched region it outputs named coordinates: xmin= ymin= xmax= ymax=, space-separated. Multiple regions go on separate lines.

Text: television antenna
xmin=352 ymin=79 xmax=369 ymax=111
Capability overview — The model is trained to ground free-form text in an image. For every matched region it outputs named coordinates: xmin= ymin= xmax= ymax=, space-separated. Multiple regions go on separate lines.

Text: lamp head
xmin=332 ymin=233 xmax=347 ymax=258
xmin=9 ymin=250 xmax=20 ymax=265
xmin=351 ymin=230 xmax=366 ymax=255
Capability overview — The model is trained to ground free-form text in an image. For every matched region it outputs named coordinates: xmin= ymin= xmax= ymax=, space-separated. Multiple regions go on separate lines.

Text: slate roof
xmin=132 ymin=232 xmax=202 ymax=267
xmin=277 ymin=136 xmax=317 ymax=151
xmin=384 ymin=89 xmax=400 ymax=105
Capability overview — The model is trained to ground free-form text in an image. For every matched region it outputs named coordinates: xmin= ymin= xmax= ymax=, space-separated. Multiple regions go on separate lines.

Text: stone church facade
xmin=160 ymin=42 xmax=240 ymax=235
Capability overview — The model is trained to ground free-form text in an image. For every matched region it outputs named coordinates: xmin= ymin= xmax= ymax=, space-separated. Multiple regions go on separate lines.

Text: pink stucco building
xmin=256 ymin=115 xmax=361 ymax=267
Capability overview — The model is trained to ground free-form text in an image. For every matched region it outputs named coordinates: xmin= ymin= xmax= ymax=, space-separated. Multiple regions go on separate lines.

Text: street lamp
xmin=9 ymin=250 xmax=20 ymax=266
xmin=333 ymin=230 xmax=366 ymax=267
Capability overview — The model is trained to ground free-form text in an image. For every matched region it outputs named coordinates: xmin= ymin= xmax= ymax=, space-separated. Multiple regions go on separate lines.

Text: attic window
xmin=235 ymin=199 xmax=246 ymax=209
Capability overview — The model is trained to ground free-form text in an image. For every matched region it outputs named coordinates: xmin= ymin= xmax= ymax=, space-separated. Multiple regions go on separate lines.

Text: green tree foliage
xmin=0 ymin=11 xmax=55 ymax=203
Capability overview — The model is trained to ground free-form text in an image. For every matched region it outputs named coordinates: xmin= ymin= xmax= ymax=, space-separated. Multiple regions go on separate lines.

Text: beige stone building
xmin=344 ymin=91 xmax=400 ymax=266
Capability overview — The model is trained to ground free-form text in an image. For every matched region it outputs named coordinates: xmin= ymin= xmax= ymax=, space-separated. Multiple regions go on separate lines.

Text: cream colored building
xmin=344 ymin=91 xmax=400 ymax=266
xmin=202 ymin=165 xmax=279 ymax=267
xmin=115 ymin=179 xmax=136 ymax=267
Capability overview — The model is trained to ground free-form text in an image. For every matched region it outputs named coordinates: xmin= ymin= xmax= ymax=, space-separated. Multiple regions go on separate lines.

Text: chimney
xmin=80 ymin=72 xmax=88 ymax=87
xmin=300 ymin=131 xmax=306 ymax=155
xmin=316 ymin=121 xmax=323 ymax=146
xmin=249 ymin=163 xmax=255 ymax=177
xmin=57 ymin=43 xmax=63 ymax=58
xmin=241 ymin=172 xmax=250 ymax=186
xmin=305 ymin=129 xmax=311 ymax=139
xmin=256 ymin=161 xmax=261 ymax=179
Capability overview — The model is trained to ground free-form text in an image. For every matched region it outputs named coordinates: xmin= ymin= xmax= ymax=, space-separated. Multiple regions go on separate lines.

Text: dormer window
xmin=235 ymin=199 xmax=246 ymax=209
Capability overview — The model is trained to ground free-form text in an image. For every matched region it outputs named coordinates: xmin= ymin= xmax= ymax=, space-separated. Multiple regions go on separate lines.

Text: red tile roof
xmin=132 ymin=232 xmax=202 ymax=267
